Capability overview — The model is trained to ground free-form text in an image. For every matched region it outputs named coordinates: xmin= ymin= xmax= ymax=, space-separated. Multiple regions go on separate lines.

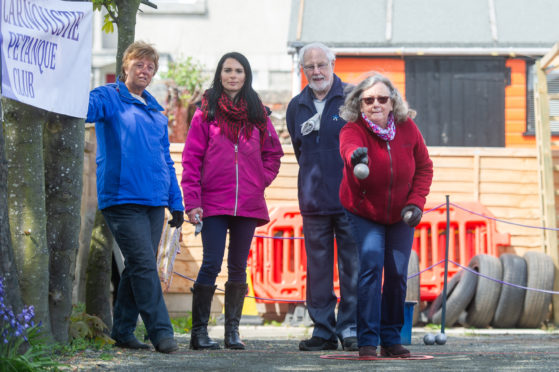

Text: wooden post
xmin=534 ymin=57 xmax=559 ymax=325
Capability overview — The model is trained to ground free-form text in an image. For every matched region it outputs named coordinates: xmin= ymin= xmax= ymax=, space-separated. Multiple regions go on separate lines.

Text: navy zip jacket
xmin=286 ymin=75 xmax=348 ymax=215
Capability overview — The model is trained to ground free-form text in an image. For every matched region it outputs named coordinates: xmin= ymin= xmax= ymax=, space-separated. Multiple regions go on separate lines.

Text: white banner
xmin=1 ymin=0 xmax=93 ymax=118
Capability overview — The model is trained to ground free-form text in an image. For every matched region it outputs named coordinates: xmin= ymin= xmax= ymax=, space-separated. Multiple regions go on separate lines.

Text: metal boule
xmin=423 ymin=333 xmax=436 ymax=345
xmin=435 ymin=333 xmax=447 ymax=345
xmin=353 ymin=163 xmax=369 ymax=179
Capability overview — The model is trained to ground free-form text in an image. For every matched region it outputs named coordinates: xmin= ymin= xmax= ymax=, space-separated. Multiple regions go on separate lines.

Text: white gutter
xmin=288 ymin=46 xmax=549 ymax=58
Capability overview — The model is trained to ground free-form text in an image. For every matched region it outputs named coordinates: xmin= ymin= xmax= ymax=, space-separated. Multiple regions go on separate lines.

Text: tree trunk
xmin=114 ymin=0 xmax=140 ymax=77
xmin=85 ymin=209 xmax=113 ymax=329
xmin=83 ymin=0 xmax=140 ymax=330
xmin=75 ymin=126 xmax=97 ymax=304
xmin=43 ymin=113 xmax=85 ymax=343
xmin=0 ymin=99 xmax=23 ymax=315
xmin=2 ymin=98 xmax=51 ymax=339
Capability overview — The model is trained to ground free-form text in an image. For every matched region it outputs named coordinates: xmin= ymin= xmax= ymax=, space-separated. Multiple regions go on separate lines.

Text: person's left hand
xmin=401 ymin=205 xmax=422 ymax=227
xmin=168 ymin=210 xmax=185 ymax=228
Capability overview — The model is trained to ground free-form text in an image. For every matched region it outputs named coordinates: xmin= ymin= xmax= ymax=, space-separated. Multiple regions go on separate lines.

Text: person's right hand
xmin=351 ymin=147 xmax=369 ymax=167
xmin=187 ymin=207 xmax=203 ymax=224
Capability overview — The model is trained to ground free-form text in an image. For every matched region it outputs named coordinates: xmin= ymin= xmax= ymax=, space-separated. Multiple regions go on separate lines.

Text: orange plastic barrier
xmin=248 ymin=202 xmax=510 ymax=304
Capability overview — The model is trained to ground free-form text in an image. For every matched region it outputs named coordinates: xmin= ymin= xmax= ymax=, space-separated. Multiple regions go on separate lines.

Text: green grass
xmin=170 ymin=313 xmax=193 ymax=334
xmin=425 ymin=323 xmax=441 ymax=330
xmin=263 ymin=320 xmax=283 ymax=326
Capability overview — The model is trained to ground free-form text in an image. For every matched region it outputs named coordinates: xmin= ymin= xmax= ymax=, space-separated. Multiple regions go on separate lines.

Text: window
xmin=526 ymin=63 xmax=559 ymax=135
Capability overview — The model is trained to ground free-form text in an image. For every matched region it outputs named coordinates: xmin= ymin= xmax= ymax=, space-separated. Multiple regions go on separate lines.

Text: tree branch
xmin=140 ymin=0 xmax=157 ymax=9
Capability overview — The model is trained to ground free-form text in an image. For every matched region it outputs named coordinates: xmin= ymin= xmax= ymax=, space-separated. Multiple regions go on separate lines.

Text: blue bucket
xmin=400 ymin=301 xmax=416 ymax=345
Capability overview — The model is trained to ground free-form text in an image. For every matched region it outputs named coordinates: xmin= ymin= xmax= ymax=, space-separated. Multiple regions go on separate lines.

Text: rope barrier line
xmin=407 ymin=259 xmax=445 ymax=279
xmin=171 ymin=200 xmax=559 ymax=303
xmin=173 ymin=256 xmax=559 ymax=302
xmin=448 ymin=259 xmax=559 ymax=295
xmin=253 ymin=235 xmax=303 ymax=240
xmin=449 ymin=202 xmax=559 ymax=231
xmin=252 ymin=201 xmax=559 ymax=241
xmin=423 ymin=203 xmax=446 ymax=214
xmin=172 ymin=271 xmax=306 ymax=303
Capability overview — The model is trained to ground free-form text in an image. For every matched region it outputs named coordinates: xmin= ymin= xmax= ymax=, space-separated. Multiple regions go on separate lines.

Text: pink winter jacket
xmin=181 ymin=109 xmax=283 ymax=226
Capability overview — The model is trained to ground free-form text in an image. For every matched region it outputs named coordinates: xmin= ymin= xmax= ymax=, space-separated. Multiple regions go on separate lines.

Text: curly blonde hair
xmin=339 ymin=73 xmax=415 ymax=123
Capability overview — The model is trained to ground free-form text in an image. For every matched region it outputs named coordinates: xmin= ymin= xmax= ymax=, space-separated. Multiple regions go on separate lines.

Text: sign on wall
xmin=1 ymin=0 xmax=93 ymax=118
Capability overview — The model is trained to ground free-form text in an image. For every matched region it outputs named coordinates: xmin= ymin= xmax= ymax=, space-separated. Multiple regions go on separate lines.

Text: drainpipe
xmin=290 ymin=42 xmax=304 ymax=97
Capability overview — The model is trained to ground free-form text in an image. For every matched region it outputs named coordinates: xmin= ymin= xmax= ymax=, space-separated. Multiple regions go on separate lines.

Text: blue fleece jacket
xmin=286 ymin=75 xmax=348 ymax=215
xmin=87 ymin=80 xmax=184 ymax=212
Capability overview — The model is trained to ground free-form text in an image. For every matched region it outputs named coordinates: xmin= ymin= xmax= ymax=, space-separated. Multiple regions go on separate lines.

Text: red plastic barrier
xmin=413 ymin=202 xmax=509 ymax=301
xmin=249 ymin=202 xmax=510 ymax=303
xmin=249 ymin=206 xmax=340 ymax=303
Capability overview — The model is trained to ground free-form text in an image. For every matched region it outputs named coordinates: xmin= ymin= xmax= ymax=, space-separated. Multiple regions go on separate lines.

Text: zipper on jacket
xmin=386 ymin=141 xmax=393 ymax=223
xmin=234 ymin=143 xmax=239 ymax=216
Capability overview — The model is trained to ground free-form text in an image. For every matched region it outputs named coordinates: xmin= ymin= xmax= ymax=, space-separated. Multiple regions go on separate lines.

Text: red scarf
xmin=201 ymin=91 xmax=267 ymax=144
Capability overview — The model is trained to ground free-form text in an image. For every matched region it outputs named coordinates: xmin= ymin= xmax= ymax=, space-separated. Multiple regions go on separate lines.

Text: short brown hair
xmin=120 ymin=41 xmax=159 ymax=81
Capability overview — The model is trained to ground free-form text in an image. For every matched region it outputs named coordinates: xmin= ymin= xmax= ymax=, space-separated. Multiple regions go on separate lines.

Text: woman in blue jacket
xmin=87 ymin=41 xmax=184 ymax=354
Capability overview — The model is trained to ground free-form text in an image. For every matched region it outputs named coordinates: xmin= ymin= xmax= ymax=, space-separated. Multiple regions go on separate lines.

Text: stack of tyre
xmin=406 ymin=251 xmax=555 ymax=328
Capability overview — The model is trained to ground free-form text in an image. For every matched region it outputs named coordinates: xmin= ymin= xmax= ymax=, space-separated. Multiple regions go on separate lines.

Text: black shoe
xmin=359 ymin=345 xmax=377 ymax=357
xmin=299 ymin=336 xmax=338 ymax=351
xmin=190 ymin=283 xmax=221 ymax=350
xmin=114 ymin=337 xmax=150 ymax=350
xmin=224 ymin=281 xmax=248 ymax=350
xmin=380 ymin=344 xmax=410 ymax=358
xmin=342 ymin=336 xmax=358 ymax=351
xmin=156 ymin=338 xmax=179 ymax=354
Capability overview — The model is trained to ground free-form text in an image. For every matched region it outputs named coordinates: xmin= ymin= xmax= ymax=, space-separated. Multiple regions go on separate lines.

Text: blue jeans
xmin=346 ymin=211 xmax=414 ymax=347
xmin=196 ymin=215 xmax=258 ymax=286
xmin=102 ymin=204 xmax=174 ymax=346
xmin=302 ymin=213 xmax=358 ymax=342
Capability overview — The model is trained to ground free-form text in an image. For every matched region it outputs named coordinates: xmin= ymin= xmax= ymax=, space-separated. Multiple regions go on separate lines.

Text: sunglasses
xmin=361 ymin=96 xmax=390 ymax=105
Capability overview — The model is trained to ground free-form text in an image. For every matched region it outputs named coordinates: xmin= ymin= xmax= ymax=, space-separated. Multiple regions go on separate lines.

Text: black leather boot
xmin=190 ymin=283 xmax=220 ymax=350
xmin=224 ymin=281 xmax=248 ymax=350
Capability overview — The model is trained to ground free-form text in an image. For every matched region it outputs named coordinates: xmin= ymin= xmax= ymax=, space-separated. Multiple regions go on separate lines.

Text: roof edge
xmin=287 ymin=46 xmax=549 ymax=58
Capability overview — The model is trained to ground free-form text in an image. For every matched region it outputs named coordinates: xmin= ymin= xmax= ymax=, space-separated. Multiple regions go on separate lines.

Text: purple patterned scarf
xmin=361 ymin=112 xmax=396 ymax=141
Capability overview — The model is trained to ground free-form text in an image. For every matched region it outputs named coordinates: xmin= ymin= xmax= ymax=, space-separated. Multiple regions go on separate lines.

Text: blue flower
xmin=0 ymin=277 xmax=38 ymax=358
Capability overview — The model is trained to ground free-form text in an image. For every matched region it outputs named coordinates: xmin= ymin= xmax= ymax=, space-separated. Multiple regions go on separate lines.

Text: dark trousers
xmin=102 ymin=204 xmax=173 ymax=346
xmin=302 ymin=213 xmax=358 ymax=342
xmin=346 ymin=211 xmax=414 ymax=347
xmin=196 ymin=215 xmax=258 ymax=286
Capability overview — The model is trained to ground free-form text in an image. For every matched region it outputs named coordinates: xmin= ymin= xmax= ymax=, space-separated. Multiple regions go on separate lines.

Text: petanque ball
xmin=423 ymin=333 xmax=436 ymax=345
xmin=354 ymin=163 xmax=369 ymax=179
xmin=435 ymin=333 xmax=447 ymax=345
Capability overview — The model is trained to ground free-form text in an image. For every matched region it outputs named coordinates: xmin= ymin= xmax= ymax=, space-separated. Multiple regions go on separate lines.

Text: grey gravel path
xmin=60 ymin=326 xmax=559 ymax=371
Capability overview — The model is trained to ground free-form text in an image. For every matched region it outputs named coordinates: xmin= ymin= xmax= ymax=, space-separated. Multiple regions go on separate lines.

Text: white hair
xmin=298 ymin=42 xmax=336 ymax=66
xmin=339 ymin=73 xmax=416 ymax=123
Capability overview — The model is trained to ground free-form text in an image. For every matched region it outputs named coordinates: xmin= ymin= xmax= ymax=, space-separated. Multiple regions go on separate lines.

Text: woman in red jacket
xmin=181 ymin=52 xmax=283 ymax=351
xmin=338 ymin=73 xmax=433 ymax=358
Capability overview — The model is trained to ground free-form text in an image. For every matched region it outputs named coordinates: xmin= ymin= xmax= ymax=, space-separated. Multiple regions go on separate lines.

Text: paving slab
xmin=60 ymin=327 xmax=559 ymax=371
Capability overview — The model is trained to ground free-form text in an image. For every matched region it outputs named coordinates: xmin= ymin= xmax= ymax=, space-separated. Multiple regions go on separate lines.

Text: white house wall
xmin=92 ymin=0 xmax=293 ymax=96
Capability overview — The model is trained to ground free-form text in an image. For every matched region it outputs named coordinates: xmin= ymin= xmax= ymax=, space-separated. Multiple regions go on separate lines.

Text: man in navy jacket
xmin=286 ymin=42 xmax=358 ymax=352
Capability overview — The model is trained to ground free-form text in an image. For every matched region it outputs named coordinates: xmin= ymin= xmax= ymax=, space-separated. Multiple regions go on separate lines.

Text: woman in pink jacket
xmin=181 ymin=52 xmax=283 ymax=351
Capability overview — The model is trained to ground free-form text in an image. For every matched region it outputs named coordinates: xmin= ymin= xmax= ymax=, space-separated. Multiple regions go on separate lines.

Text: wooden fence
xmin=79 ymin=138 xmax=552 ymax=315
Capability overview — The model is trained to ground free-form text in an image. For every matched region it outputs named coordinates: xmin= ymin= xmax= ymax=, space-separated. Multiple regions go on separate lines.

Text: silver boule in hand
xmin=353 ymin=163 xmax=369 ymax=180
xmin=403 ymin=210 xmax=413 ymax=223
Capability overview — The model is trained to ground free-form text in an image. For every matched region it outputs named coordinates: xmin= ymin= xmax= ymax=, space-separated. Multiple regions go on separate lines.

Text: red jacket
xmin=339 ymin=116 xmax=433 ymax=224
xmin=181 ymin=109 xmax=283 ymax=226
